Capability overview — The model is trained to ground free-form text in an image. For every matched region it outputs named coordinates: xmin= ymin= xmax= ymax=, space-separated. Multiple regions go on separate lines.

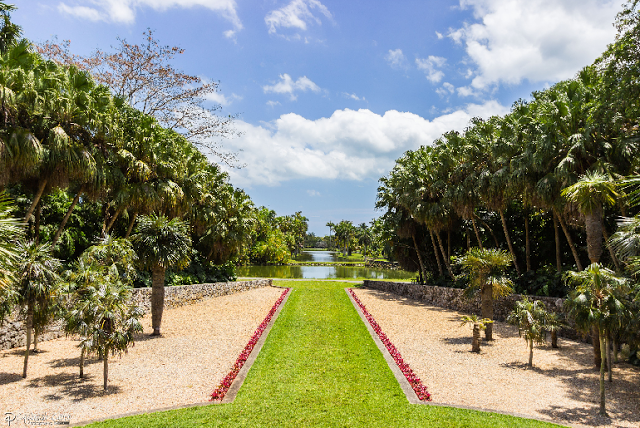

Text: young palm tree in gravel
xmin=132 ymin=214 xmax=191 ymax=336
xmin=507 ymin=297 xmax=548 ymax=367
xmin=564 ymin=263 xmax=630 ymax=416
xmin=67 ymin=268 xmax=142 ymax=390
xmin=458 ymin=248 xmax=513 ymax=341
xmin=15 ymin=240 xmax=61 ymax=378
xmin=460 ymin=315 xmax=493 ymax=352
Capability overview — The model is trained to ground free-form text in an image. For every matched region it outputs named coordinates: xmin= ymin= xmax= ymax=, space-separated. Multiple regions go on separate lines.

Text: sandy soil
xmin=351 ymin=288 xmax=640 ymax=428
xmin=0 ymin=286 xmax=284 ymax=426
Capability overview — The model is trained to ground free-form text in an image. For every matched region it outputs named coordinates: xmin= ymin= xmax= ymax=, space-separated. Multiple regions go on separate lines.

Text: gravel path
xmin=351 ymin=288 xmax=640 ymax=428
xmin=0 ymin=286 xmax=284 ymax=426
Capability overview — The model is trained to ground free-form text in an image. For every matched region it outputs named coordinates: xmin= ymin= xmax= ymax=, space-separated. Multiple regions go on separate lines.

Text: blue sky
xmin=15 ymin=0 xmax=620 ymax=235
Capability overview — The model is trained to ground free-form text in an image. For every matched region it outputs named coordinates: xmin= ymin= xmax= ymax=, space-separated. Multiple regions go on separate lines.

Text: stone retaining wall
xmin=363 ymin=280 xmax=581 ymax=340
xmin=0 ymin=279 xmax=272 ymax=350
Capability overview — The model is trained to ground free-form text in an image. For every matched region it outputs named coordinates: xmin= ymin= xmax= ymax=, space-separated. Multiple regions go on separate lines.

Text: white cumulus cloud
xmin=416 ymin=56 xmax=447 ymax=83
xmin=265 ymin=0 xmax=332 ymax=35
xmin=449 ymin=0 xmax=619 ymax=89
xmin=385 ymin=49 xmax=408 ymax=69
xmin=263 ymin=74 xmax=321 ymax=101
xmin=219 ymin=102 xmax=509 ymax=187
xmin=58 ymin=0 xmax=242 ymax=34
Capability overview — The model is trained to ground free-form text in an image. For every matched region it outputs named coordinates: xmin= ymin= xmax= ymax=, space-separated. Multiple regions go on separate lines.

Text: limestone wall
xmin=0 ymin=279 xmax=272 ymax=350
xmin=363 ymin=280 xmax=580 ymax=340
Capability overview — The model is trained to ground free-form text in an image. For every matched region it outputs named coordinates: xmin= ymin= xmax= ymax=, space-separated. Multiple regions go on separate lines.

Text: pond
xmin=238 ymin=251 xmax=416 ymax=280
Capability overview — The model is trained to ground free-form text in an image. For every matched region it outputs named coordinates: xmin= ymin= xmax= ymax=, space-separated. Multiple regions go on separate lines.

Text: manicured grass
xmin=87 ymin=281 xmax=561 ymax=428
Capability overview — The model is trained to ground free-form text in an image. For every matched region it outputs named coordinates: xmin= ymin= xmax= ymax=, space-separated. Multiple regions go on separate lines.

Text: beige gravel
xmin=351 ymin=288 xmax=640 ymax=428
xmin=0 ymin=286 xmax=284 ymax=426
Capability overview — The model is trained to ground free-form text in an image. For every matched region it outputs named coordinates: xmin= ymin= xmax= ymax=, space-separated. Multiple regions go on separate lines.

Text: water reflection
xmin=237 ymin=264 xmax=415 ymax=280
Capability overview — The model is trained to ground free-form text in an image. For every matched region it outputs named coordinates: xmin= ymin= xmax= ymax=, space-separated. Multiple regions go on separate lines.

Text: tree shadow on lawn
xmin=27 ymin=372 xmax=122 ymax=402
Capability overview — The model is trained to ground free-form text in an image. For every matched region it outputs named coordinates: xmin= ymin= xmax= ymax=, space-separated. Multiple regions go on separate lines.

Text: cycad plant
xmin=507 ymin=297 xmax=548 ymax=367
xmin=458 ymin=247 xmax=513 ymax=340
xmin=132 ymin=214 xmax=191 ymax=335
xmin=460 ymin=315 xmax=493 ymax=352
xmin=14 ymin=239 xmax=61 ymax=378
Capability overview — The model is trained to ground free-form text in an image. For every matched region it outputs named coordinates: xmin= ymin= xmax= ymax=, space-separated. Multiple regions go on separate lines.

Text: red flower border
xmin=348 ymin=288 xmax=432 ymax=401
xmin=210 ymin=287 xmax=291 ymax=401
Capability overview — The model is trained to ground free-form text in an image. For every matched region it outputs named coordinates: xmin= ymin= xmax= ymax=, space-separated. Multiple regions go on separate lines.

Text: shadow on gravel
xmin=27 ymin=372 xmax=122 ymax=401
xmin=0 ymin=372 xmax=23 ymax=385
xmin=49 ymin=356 xmax=100 ymax=369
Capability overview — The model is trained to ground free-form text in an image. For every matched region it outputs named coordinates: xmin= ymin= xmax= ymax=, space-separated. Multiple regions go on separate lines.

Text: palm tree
xmin=14 ymin=239 xmax=61 ymax=378
xmin=0 ymin=192 xmax=22 ymax=321
xmin=132 ymin=214 xmax=191 ymax=336
xmin=564 ymin=263 xmax=630 ymax=416
xmin=326 ymin=221 xmax=335 ymax=250
xmin=562 ymin=171 xmax=619 ymax=264
xmin=458 ymin=247 xmax=513 ymax=340
xmin=563 ymin=171 xmax=620 ymax=368
xmin=66 ymin=268 xmax=142 ymax=389
xmin=507 ymin=297 xmax=548 ymax=367
xmin=460 ymin=315 xmax=493 ymax=352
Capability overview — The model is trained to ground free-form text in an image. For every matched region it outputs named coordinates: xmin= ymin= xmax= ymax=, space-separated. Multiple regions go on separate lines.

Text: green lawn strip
xmin=85 ymin=281 xmax=562 ymax=428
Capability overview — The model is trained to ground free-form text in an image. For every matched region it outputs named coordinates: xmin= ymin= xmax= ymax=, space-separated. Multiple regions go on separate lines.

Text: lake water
xmin=237 ymin=251 xmax=416 ymax=280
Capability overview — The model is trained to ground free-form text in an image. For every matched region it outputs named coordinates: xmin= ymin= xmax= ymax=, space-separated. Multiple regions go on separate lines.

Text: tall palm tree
xmin=562 ymin=171 xmax=619 ymax=264
xmin=14 ymin=239 xmax=61 ymax=378
xmin=326 ymin=221 xmax=335 ymax=250
xmin=458 ymin=247 xmax=513 ymax=340
xmin=132 ymin=214 xmax=191 ymax=336
xmin=564 ymin=263 xmax=630 ymax=416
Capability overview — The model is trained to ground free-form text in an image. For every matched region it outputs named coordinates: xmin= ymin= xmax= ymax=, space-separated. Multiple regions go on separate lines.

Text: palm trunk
xmin=411 ymin=233 xmax=427 ymax=286
xmin=436 ymin=231 xmax=454 ymax=277
xmin=481 ymin=285 xmax=493 ymax=340
xmin=105 ymin=206 xmax=124 ymax=235
xmin=551 ymin=330 xmax=558 ymax=348
xmin=151 ymin=265 xmax=166 ymax=336
xmin=602 ymin=227 xmax=622 ymax=273
xmin=598 ymin=329 xmax=607 ymax=416
xmin=429 ymin=229 xmax=443 ymax=276
xmin=528 ymin=338 xmax=534 ymax=367
xmin=471 ymin=217 xmax=483 ymax=249
xmin=125 ymin=211 xmax=137 ymax=238
xmin=613 ymin=338 xmax=618 ymax=363
xmin=479 ymin=217 xmax=500 ymax=248
xmin=103 ymin=355 xmax=109 ymax=390
xmin=499 ymin=209 xmax=522 ymax=275
xmin=207 ymin=246 xmax=214 ymax=262
xmin=24 ymin=178 xmax=47 ymax=222
xmin=556 ymin=210 xmax=583 ymax=271
xmin=79 ymin=348 xmax=85 ymax=378
xmin=52 ymin=185 xmax=85 ymax=246
xmin=447 ymin=229 xmax=452 ymax=260
xmin=22 ymin=303 xmax=33 ymax=378
xmin=33 ymin=330 xmax=38 ymax=351
xmin=552 ymin=212 xmax=562 ymax=272
xmin=34 ymin=201 xmax=41 ymax=243
xmin=606 ymin=333 xmax=612 ymax=382
xmin=525 ymin=215 xmax=532 ymax=272
xmin=472 ymin=324 xmax=480 ymax=352
xmin=584 ymin=209 xmax=603 ymax=264
xmin=593 ymin=326 xmax=602 ymax=368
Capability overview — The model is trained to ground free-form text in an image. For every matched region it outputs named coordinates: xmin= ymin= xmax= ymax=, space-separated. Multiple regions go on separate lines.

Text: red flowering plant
xmin=210 ymin=288 xmax=291 ymax=401
xmin=348 ymin=288 xmax=431 ymax=401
